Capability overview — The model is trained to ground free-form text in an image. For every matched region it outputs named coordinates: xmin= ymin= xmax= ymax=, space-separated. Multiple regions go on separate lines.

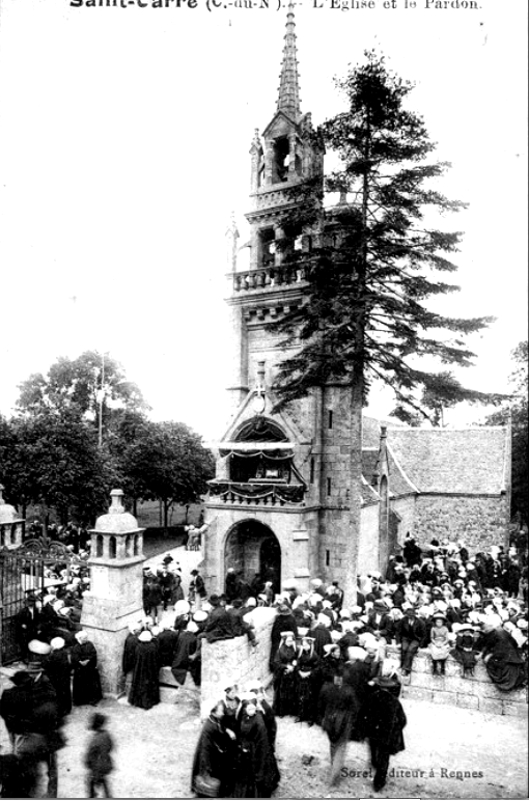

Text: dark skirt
xmin=73 ymin=665 xmax=102 ymax=706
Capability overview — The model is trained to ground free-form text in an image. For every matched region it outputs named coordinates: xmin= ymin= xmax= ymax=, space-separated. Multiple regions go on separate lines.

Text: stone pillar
xmin=81 ymin=489 xmax=145 ymax=696
xmin=0 ymin=484 xmax=24 ymax=549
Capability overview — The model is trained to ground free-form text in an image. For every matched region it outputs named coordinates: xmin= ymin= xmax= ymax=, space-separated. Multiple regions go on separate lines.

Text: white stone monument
xmin=81 ymin=489 xmax=145 ymax=695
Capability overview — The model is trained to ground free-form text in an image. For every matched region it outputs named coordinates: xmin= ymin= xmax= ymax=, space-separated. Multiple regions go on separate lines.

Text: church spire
xmin=276 ymin=4 xmax=301 ymax=123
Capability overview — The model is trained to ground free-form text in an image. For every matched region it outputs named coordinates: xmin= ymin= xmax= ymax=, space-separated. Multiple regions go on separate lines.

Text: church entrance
xmin=224 ymin=520 xmax=281 ymax=596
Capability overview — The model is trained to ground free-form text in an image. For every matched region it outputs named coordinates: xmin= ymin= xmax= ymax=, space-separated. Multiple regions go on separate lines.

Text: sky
xmin=0 ymin=0 xmax=527 ymax=441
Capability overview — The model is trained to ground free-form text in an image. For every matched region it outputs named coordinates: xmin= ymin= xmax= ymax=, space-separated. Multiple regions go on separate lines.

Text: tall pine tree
xmin=270 ymin=53 xmax=495 ymax=602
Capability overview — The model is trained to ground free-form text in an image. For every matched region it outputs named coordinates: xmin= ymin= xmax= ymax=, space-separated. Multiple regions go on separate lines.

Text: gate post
xmin=0 ymin=485 xmax=24 ymax=548
xmin=81 ymin=489 xmax=145 ymax=696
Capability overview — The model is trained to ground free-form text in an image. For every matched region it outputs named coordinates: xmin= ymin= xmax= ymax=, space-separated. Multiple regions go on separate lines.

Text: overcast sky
xmin=0 ymin=0 xmax=526 ymax=440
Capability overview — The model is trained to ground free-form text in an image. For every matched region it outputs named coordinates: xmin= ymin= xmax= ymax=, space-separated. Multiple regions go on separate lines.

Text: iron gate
xmin=0 ymin=538 xmax=81 ymax=665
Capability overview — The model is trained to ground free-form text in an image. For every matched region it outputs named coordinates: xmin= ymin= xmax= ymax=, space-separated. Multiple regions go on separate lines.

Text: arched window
xmin=109 ymin=536 xmax=117 ymax=559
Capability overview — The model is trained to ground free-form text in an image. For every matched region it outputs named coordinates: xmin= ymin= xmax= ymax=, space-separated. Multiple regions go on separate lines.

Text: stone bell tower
xmin=204 ymin=9 xmax=394 ymax=602
xmin=205 ymin=8 xmax=337 ymax=596
xmin=81 ymin=489 xmax=145 ymax=695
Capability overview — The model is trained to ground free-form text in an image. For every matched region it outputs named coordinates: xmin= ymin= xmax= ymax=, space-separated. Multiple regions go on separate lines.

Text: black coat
xmin=128 ymin=640 xmax=160 ymax=710
xmin=71 ymin=641 xmax=102 ymax=706
xmin=269 ymin=614 xmax=298 ymax=670
xmin=191 ymin=716 xmax=234 ymax=797
xmin=233 ymin=712 xmax=280 ymax=798
xmin=0 ymin=683 xmax=33 ymax=734
xmin=320 ymin=682 xmax=359 ymax=745
xmin=43 ymin=649 xmax=72 ymax=718
xmin=398 ymin=617 xmax=426 ymax=646
xmin=366 ymin=611 xmax=392 ymax=639
xmin=357 ymin=686 xmax=407 ymax=753
xmin=157 ymin=629 xmax=179 ymax=667
xmin=171 ymin=631 xmax=199 ymax=686
xmin=205 ymin=606 xmax=234 ymax=642
xmin=481 ymin=628 xmax=526 ymax=691
xmin=122 ymin=633 xmax=139 ymax=674
xmin=311 ymin=624 xmax=332 ymax=659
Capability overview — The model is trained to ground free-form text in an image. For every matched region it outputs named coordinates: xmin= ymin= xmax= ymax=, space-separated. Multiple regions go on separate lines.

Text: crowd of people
xmin=2 ymin=525 xmax=528 ymax=797
xmin=186 ymin=534 xmax=528 ymax=796
xmin=25 ymin=520 xmax=91 ymax=554
xmin=0 ymin=631 xmax=104 ymax=797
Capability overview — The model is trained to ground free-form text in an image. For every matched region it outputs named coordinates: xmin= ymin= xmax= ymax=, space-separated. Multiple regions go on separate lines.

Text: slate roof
xmin=386 ymin=448 xmax=418 ymax=496
xmin=361 ymin=477 xmax=380 ymax=506
xmin=386 ymin=427 xmax=509 ymax=496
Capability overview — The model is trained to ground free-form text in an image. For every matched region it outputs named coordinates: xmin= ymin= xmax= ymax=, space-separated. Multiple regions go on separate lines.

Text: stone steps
xmin=385 ymin=645 xmax=528 ymax=717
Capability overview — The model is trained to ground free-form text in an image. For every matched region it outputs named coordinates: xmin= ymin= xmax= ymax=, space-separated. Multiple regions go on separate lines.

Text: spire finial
xmin=277 ymin=2 xmax=301 ymax=122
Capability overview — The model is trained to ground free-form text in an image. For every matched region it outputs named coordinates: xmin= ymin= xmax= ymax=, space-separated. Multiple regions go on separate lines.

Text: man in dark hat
xmin=15 ymin=595 xmax=41 ymax=662
xmin=397 ymin=607 xmax=426 ymax=675
xmin=21 ymin=660 xmax=63 ymax=798
xmin=357 ymin=673 xmax=407 ymax=792
xmin=366 ymin=600 xmax=391 ymax=642
xmin=189 ymin=569 xmax=206 ymax=610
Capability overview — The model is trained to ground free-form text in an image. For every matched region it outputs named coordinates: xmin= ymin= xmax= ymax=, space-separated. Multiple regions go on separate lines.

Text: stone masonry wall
xmin=358 ymin=503 xmax=379 ymax=577
xmin=386 ymin=645 xmax=527 ymax=718
xmin=413 ymin=495 xmax=509 ymax=551
xmin=200 ymin=607 xmax=276 ymax=718
xmin=391 ymin=495 xmax=416 ymax=547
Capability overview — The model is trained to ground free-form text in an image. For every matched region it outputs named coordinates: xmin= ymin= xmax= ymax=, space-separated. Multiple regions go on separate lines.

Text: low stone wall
xmin=200 ymin=607 xmax=276 ymax=718
xmin=386 ymin=645 xmax=527 ymax=717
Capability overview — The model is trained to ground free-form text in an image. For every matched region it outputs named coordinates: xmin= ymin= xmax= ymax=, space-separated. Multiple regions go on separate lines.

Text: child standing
xmin=84 ymin=712 xmax=114 ymax=798
xmin=428 ymin=613 xmax=451 ymax=675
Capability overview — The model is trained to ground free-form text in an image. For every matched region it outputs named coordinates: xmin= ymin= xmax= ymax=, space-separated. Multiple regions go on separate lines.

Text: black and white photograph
xmin=0 ymin=0 xmax=527 ymax=798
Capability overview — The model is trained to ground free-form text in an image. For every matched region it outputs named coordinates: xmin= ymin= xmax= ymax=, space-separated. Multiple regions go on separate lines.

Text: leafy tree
xmin=485 ymin=341 xmax=528 ymax=525
xmin=115 ymin=419 xmax=215 ymax=530
xmin=270 ymin=53 xmax=495 ymax=601
xmin=17 ymin=351 xmax=148 ymax=441
xmin=391 ymin=370 xmax=502 ymax=427
xmin=2 ymin=409 xmax=116 ymax=525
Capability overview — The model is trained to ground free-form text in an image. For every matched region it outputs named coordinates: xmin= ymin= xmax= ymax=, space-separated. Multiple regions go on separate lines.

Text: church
xmin=203 ymin=9 xmax=511 ymax=598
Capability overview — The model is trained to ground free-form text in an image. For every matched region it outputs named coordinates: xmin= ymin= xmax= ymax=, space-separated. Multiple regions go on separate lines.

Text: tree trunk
xmin=163 ymin=499 xmax=169 ymax=534
xmin=133 ymin=497 xmax=138 ymax=518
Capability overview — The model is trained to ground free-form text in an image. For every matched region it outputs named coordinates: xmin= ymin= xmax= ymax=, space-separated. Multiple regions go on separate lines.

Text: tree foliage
xmin=1 ymin=356 xmax=214 ymax=528
xmin=391 ymin=371 xmax=503 ymax=427
xmin=17 ymin=350 xmax=148 ymax=430
xmin=271 ymin=52 xmax=495 ymax=417
xmin=112 ymin=418 xmax=215 ymax=529
xmin=0 ymin=409 xmax=116 ymax=525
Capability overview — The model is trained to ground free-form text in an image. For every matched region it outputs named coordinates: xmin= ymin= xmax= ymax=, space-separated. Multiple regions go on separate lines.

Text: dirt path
xmin=1 ymin=692 xmax=525 ymax=799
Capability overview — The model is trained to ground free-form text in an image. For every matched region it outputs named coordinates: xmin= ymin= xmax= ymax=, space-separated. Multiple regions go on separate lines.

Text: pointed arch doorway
xmin=224 ymin=520 xmax=281 ymax=595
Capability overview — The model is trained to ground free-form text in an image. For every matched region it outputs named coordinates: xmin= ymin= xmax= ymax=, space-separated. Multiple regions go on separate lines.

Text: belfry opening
xmin=224 ymin=520 xmax=281 ymax=595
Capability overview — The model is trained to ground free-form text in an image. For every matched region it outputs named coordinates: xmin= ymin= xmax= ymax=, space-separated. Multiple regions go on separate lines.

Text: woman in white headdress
xmin=272 ymin=631 xmax=298 ymax=718
xmin=295 ymin=635 xmax=319 ymax=725
xmin=128 ymin=630 xmax=160 ymax=710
